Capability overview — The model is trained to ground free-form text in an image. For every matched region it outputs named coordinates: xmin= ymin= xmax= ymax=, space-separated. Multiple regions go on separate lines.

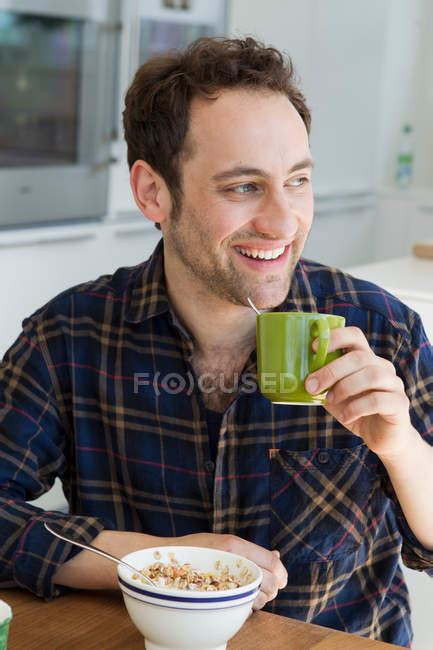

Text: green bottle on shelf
xmin=395 ymin=123 xmax=414 ymax=189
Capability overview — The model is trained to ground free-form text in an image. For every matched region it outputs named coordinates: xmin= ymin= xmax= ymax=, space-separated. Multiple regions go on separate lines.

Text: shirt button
xmin=318 ymin=452 xmax=329 ymax=464
xmin=205 ymin=460 xmax=215 ymax=473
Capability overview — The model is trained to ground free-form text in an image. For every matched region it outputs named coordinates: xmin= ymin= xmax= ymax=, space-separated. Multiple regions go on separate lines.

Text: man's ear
xmin=129 ymin=160 xmax=171 ymax=227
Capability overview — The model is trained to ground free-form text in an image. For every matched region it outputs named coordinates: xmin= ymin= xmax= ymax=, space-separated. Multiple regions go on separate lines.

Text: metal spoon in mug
xmin=44 ymin=522 xmax=157 ymax=587
xmin=247 ymin=297 xmax=261 ymax=315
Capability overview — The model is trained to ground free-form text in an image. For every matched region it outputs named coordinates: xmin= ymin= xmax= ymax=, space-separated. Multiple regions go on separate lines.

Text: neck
xmin=164 ymin=259 xmax=256 ymax=359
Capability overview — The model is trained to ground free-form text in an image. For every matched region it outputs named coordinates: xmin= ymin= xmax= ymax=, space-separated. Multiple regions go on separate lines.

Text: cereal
xmin=134 ymin=554 xmax=253 ymax=591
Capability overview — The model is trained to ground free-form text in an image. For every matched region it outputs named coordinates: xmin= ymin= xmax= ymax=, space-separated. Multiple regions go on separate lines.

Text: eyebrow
xmin=211 ymin=157 xmax=314 ymax=183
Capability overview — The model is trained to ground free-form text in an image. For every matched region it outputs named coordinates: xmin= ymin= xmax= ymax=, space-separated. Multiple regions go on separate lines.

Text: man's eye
xmin=289 ymin=176 xmax=309 ymax=187
xmin=230 ymin=183 xmax=257 ymax=194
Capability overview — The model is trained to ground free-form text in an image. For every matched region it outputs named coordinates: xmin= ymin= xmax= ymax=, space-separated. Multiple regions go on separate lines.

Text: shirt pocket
xmin=269 ymin=444 xmax=376 ymax=564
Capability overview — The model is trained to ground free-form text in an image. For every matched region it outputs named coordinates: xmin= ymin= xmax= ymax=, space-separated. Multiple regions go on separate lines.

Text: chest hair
xmin=191 ymin=352 xmax=251 ymax=412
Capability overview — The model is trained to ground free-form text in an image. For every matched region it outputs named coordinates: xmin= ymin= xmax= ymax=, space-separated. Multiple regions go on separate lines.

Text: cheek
xmin=294 ymin=194 xmax=314 ymax=230
xmin=205 ymin=198 xmax=251 ymax=240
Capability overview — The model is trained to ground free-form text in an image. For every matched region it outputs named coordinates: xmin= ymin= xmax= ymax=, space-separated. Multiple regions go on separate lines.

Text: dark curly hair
xmin=123 ymin=36 xmax=311 ymax=227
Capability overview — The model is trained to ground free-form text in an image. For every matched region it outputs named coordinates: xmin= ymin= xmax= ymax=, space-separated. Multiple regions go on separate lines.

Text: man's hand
xmin=170 ymin=533 xmax=287 ymax=610
xmin=54 ymin=530 xmax=287 ymax=609
xmin=305 ymin=326 xmax=416 ymax=460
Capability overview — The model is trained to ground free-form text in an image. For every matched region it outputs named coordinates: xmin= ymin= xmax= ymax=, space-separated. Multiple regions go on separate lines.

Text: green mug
xmin=256 ymin=312 xmax=345 ymax=405
xmin=0 ymin=600 xmax=12 ymax=650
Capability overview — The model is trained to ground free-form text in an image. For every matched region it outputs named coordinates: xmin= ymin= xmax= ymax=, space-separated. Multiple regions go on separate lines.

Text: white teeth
xmin=235 ymin=245 xmax=286 ymax=260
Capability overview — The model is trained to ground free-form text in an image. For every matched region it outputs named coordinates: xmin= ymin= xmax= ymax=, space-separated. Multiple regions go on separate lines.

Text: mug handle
xmin=311 ymin=318 xmax=330 ymax=372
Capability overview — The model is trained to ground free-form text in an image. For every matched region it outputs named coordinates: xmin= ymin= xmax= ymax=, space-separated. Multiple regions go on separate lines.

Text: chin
xmin=249 ymin=287 xmax=289 ymax=311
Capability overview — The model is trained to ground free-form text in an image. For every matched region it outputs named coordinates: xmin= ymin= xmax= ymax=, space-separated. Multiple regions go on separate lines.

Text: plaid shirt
xmin=1 ymin=238 xmax=432 ymax=646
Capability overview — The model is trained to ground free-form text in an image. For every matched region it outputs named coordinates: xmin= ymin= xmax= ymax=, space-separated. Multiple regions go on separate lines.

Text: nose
xmin=249 ymin=189 xmax=298 ymax=238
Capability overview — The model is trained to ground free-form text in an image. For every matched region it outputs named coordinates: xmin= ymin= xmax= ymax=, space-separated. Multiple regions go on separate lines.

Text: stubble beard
xmin=164 ymin=202 xmax=307 ymax=309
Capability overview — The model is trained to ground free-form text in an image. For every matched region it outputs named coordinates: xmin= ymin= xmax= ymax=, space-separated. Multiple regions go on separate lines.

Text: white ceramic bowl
xmin=118 ymin=546 xmax=262 ymax=650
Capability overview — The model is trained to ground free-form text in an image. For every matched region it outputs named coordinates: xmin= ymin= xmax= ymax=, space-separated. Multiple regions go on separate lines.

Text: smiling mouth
xmin=233 ymin=245 xmax=286 ymax=260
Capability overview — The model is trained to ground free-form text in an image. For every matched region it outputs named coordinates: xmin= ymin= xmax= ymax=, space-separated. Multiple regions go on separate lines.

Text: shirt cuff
xmin=400 ymin=518 xmax=433 ymax=573
xmin=12 ymin=512 xmax=115 ymax=599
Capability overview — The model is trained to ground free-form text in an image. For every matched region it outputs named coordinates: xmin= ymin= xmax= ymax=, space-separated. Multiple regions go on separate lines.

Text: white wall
xmin=412 ymin=0 xmax=433 ymax=188
xmin=374 ymin=0 xmax=425 ymax=188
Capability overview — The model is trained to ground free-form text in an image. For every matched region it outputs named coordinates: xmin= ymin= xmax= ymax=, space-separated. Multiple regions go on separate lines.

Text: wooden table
xmin=3 ymin=589 xmax=401 ymax=649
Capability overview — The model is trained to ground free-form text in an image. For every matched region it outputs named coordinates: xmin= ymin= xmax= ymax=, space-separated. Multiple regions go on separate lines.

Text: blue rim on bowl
xmin=118 ymin=546 xmax=262 ymax=609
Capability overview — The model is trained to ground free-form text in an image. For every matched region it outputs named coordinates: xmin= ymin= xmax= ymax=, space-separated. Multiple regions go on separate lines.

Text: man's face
xmin=162 ymin=89 xmax=314 ymax=310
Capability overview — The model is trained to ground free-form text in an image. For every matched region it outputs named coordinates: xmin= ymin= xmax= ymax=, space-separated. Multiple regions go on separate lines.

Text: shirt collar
xmin=280 ymin=258 xmax=318 ymax=313
xmin=125 ymin=239 xmax=318 ymax=324
xmin=125 ymin=238 xmax=170 ymax=323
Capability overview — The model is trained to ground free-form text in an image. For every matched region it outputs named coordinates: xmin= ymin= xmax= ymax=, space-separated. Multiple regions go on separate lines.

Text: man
xmin=0 ymin=37 xmax=432 ymax=645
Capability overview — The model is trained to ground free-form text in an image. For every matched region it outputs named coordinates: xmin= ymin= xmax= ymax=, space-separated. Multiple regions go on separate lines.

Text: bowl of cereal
xmin=117 ymin=546 xmax=262 ymax=650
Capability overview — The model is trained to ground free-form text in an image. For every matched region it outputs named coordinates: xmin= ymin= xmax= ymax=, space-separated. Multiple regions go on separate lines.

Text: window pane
xmin=0 ymin=11 xmax=82 ymax=167
xmin=139 ymin=19 xmax=213 ymax=62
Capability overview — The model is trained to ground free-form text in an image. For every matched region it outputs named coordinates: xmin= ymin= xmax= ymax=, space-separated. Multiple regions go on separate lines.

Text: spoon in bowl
xmin=44 ymin=522 xmax=157 ymax=587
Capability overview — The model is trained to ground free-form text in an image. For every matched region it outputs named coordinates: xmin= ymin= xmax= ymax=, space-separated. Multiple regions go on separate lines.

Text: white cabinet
xmin=303 ymin=198 xmax=376 ymax=267
xmin=410 ymin=204 xmax=433 ymax=247
xmin=374 ymin=192 xmax=433 ymax=261
xmin=374 ymin=196 xmax=413 ymax=260
xmin=0 ymin=221 xmax=161 ymax=356
xmin=1 ymin=230 xmax=101 ymax=353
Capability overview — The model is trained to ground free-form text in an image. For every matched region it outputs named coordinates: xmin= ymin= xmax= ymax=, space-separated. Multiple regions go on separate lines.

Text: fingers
xmin=306 ymin=349 xmax=393 ymax=396
xmin=253 ymin=590 xmax=271 ymax=610
xmin=244 ymin=545 xmax=287 ymax=610
xmin=252 ymin=592 xmax=268 ymax=610
xmin=326 ymin=366 xmax=405 ymax=406
xmin=314 ymin=326 xmax=370 ymax=354
xmin=225 ymin=536 xmax=287 ymax=587
xmin=222 ymin=536 xmax=287 ymax=609
xmin=178 ymin=534 xmax=287 ymax=610
xmin=335 ymin=390 xmax=410 ymax=426
xmin=258 ymin=567 xmax=280 ymax=599
xmin=252 ymin=565 xmax=282 ymax=610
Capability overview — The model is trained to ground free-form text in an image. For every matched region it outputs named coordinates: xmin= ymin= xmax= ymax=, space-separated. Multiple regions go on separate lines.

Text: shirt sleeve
xmin=388 ymin=310 xmax=433 ymax=574
xmin=0 ymin=316 xmax=114 ymax=599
